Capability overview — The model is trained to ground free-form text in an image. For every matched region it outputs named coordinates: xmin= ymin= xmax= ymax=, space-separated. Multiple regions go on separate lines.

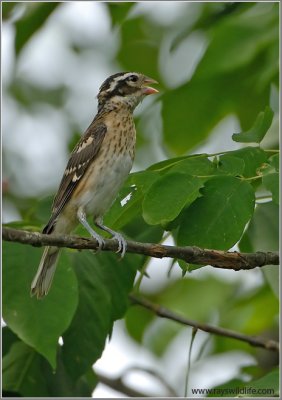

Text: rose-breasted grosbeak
xmin=31 ymin=72 xmax=158 ymax=298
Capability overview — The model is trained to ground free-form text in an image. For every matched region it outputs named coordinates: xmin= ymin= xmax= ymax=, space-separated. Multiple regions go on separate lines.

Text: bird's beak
xmin=142 ymin=76 xmax=159 ymax=95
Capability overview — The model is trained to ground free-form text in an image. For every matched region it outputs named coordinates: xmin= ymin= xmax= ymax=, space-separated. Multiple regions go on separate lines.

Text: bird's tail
xmin=30 ymin=246 xmax=60 ymax=299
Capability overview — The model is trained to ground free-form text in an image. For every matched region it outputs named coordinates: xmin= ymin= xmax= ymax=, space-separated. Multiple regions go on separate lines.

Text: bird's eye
xmin=128 ymin=75 xmax=138 ymax=82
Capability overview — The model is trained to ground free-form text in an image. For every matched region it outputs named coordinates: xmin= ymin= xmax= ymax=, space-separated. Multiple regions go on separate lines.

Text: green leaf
xmin=161 ymin=79 xmax=224 ymax=154
xmin=104 ymin=186 xmax=142 ymax=231
xmin=42 ymin=348 xmax=98 ymax=397
xmin=158 ymin=275 xmax=237 ymax=320
xmin=169 ymin=156 xmax=216 ymax=176
xmin=129 ymin=170 xmax=160 ymax=190
xmin=2 ymin=339 xmax=98 ymax=397
xmin=125 ymin=305 xmax=155 ymax=344
xmin=62 ymin=250 xmax=138 ymax=380
xmin=107 ymin=3 xmax=135 ymax=26
xmin=214 ymin=288 xmax=278 ymax=355
xmin=220 ymin=284 xmax=278 ymax=335
xmin=228 ymin=147 xmax=267 ymax=177
xmin=177 ymin=259 xmax=190 ymax=275
xmin=243 ymin=368 xmax=279 ymax=397
xmin=2 ymin=326 xmax=20 ymax=357
xmin=161 ymin=3 xmax=278 ymax=155
xmin=262 ymin=171 xmax=279 ymax=204
xmin=142 ymin=172 xmax=203 ymax=225
xmin=62 ymin=252 xmax=112 ymax=380
xmin=143 ymin=276 xmax=237 ymax=356
xmin=239 ymin=202 xmax=279 ymax=297
xmin=195 ymin=3 xmax=278 ymax=79
xmin=216 ymin=154 xmax=245 ymax=176
xmin=2 ymin=2 xmax=19 ymax=20
xmin=2 ymin=341 xmax=48 ymax=396
xmin=269 ymin=153 xmax=279 ymax=171
xmin=144 ymin=318 xmax=181 ymax=358
xmin=258 ymin=154 xmax=279 ymax=205
xmin=74 ymin=369 xmax=98 ymax=397
xmin=177 ymin=259 xmax=203 ymax=274
xmin=62 ymin=214 xmax=161 ymax=380
xmin=117 ymin=16 xmax=160 ymax=80
xmin=148 ymin=156 xmax=191 ymax=173
xmin=232 ymin=106 xmax=274 ymax=143
xmin=171 ymin=3 xmax=247 ymax=51
xmin=3 ymin=242 xmax=79 ymax=369
xmin=147 ymin=155 xmax=216 ymax=179
xmin=123 ymin=215 xmax=164 ymax=245
xmin=240 ymin=203 xmax=279 ymax=252
xmin=15 ymin=3 xmax=60 ymax=55
xmin=161 ymin=72 xmax=271 ymax=155
xmin=104 ymin=171 xmax=158 ymax=231
xmin=178 ymin=176 xmax=255 ymax=250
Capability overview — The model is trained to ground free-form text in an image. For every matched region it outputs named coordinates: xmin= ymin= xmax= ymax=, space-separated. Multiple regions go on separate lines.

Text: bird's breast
xmin=82 ymin=151 xmax=133 ymax=217
xmin=73 ymin=112 xmax=136 ymax=218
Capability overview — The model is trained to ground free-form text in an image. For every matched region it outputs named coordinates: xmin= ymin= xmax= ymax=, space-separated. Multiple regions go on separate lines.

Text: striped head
xmin=97 ymin=72 xmax=158 ymax=111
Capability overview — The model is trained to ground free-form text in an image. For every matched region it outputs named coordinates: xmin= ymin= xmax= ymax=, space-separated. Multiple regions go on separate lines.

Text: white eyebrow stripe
xmin=107 ymin=73 xmax=138 ymax=92
xmin=116 ymin=72 xmax=137 ymax=81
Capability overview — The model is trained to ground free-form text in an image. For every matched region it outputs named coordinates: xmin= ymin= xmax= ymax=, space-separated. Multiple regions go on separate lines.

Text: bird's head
xmin=97 ymin=72 xmax=158 ymax=111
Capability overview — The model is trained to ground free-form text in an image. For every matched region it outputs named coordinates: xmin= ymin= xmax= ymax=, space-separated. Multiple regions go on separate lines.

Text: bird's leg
xmin=77 ymin=207 xmax=105 ymax=251
xmin=95 ymin=217 xmax=127 ymax=258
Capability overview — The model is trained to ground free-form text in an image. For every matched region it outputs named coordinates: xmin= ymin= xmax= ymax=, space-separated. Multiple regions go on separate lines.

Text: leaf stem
xmin=242 ymin=175 xmax=262 ymax=181
xmin=184 ymin=327 xmax=197 ymax=397
xmin=255 ymin=195 xmax=273 ymax=202
xmin=264 ymin=149 xmax=279 ymax=153
xmin=150 ymin=148 xmax=279 ymax=173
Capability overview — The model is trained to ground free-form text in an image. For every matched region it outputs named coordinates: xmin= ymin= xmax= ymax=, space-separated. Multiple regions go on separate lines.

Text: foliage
xmin=2 ymin=2 xmax=279 ymax=397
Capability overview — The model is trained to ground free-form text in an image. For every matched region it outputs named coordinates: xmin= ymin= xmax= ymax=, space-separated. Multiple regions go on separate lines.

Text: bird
xmin=31 ymin=72 xmax=158 ymax=299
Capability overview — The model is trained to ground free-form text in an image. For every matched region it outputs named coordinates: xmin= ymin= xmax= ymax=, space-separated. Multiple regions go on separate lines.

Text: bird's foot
xmin=93 ymin=234 xmax=105 ymax=253
xmin=112 ymin=232 xmax=127 ymax=258
xmin=77 ymin=207 xmax=105 ymax=252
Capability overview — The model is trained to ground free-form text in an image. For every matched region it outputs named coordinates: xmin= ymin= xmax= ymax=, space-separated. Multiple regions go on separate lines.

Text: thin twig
xmin=95 ymin=371 xmax=149 ymax=397
xmin=184 ymin=327 xmax=197 ymax=397
xmin=129 ymin=295 xmax=279 ymax=353
xmin=2 ymin=227 xmax=279 ymax=271
xmin=122 ymin=366 xmax=177 ymax=397
xmin=96 ymin=366 xmax=177 ymax=397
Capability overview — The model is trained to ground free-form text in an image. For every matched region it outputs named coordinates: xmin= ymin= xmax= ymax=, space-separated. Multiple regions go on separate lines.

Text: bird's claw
xmin=91 ymin=235 xmax=105 ymax=253
xmin=112 ymin=233 xmax=127 ymax=258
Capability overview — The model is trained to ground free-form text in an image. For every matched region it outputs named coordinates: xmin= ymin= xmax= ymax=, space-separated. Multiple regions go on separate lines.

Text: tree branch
xmin=129 ymin=295 xmax=279 ymax=353
xmin=95 ymin=371 xmax=150 ymax=397
xmin=2 ymin=227 xmax=279 ymax=270
xmin=95 ymin=367 xmax=177 ymax=397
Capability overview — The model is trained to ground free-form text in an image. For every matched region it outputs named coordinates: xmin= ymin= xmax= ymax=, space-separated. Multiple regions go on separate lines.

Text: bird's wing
xmin=43 ymin=121 xmax=107 ymax=234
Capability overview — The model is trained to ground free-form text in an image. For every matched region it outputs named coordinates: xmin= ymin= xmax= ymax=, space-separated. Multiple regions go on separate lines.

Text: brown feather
xmin=43 ymin=117 xmax=107 ymax=234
